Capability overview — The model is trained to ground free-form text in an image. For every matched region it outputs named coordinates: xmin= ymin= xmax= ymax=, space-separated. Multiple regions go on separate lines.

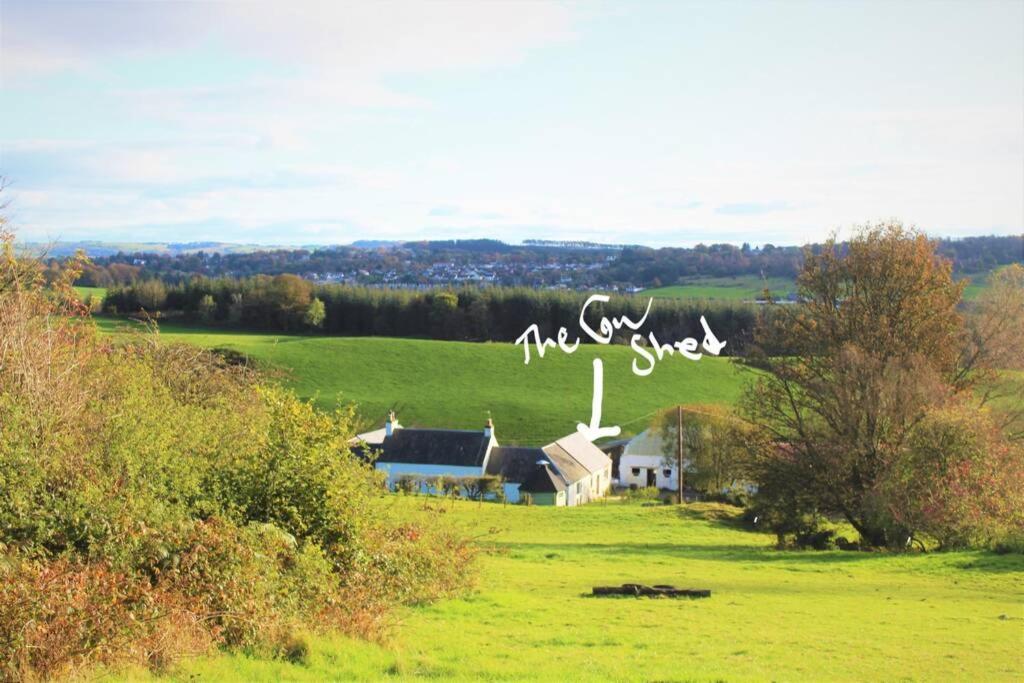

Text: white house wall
xmin=375 ymin=462 xmax=482 ymax=492
xmin=620 ymin=454 xmax=678 ymax=490
xmin=563 ymin=466 xmax=612 ymax=506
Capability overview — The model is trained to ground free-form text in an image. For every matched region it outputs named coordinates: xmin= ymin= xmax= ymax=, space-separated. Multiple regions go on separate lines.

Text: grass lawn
xmin=125 ymin=499 xmax=1024 ymax=681
xmin=94 ymin=318 xmax=747 ymax=446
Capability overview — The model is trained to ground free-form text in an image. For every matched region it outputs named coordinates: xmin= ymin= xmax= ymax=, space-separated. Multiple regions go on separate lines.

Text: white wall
xmin=620 ymin=454 xmax=677 ymax=490
xmin=563 ymin=466 xmax=613 ymax=506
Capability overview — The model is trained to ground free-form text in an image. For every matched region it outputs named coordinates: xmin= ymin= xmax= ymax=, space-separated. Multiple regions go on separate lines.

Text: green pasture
xmin=125 ymin=499 xmax=1024 ymax=681
xmin=94 ymin=319 xmax=747 ymax=446
xmin=644 ymin=270 xmax=1000 ymax=302
xmin=644 ymin=276 xmax=795 ymax=301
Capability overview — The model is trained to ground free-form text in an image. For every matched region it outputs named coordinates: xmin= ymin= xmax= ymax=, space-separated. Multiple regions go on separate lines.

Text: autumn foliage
xmin=0 ymin=230 xmax=475 ymax=680
xmin=742 ymin=223 xmax=1023 ymax=549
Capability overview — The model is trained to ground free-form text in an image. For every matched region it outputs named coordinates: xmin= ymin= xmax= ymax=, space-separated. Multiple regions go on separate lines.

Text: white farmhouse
xmin=354 ymin=413 xmax=612 ymax=506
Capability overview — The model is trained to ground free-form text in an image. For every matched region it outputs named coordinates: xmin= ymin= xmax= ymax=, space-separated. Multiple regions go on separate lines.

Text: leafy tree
xmin=134 ymin=279 xmax=168 ymax=310
xmin=653 ymin=405 xmax=751 ymax=495
xmin=459 ymin=475 xmax=502 ymax=501
xmin=197 ymin=293 xmax=217 ymax=322
xmin=303 ymin=297 xmax=326 ymax=328
xmin=742 ymin=223 xmax=975 ymax=547
xmin=958 ymin=264 xmax=1024 ymax=439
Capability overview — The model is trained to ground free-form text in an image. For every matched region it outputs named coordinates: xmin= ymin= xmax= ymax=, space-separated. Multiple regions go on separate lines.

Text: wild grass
xmin=121 ymin=499 xmax=1024 ymax=681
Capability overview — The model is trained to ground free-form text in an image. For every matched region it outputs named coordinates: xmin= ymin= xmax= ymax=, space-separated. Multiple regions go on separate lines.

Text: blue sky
xmin=2 ymin=0 xmax=1022 ymax=247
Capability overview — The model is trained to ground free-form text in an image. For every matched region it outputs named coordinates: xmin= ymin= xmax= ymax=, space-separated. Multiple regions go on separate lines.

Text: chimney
xmin=385 ymin=410 xmax=397 ymax=437
xmin=484 ymin=416 xmax=494 ymax=439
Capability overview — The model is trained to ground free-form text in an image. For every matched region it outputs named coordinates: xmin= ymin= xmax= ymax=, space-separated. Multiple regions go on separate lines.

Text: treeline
xmin=103 ymin=276 xmax=759 ymax=350
xmin=603 ymin=234 xmax=1023 ymax=285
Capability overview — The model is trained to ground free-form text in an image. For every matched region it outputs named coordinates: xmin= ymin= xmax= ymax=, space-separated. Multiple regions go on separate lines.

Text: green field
xmin=959 ymin=271 xmax=997 ymax=301
xmin=644 ymin=276 xmax=795 ymax=301
xmin=644 ymin=270 xmax=1000 ymax=302
xmin=74 ymin=285 xmax=106 ymax=302
xmin=95 ymin=319 xmax=747 ymax=445
xmin=124 ymin=499 xmax=1024 ymax=682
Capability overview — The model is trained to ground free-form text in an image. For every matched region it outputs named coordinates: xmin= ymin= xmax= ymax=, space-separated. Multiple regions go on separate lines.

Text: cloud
xmin=715 ymin=202 xmax=794 ymax=216
xmin=3 ymin=1 xmax=577 ymax=81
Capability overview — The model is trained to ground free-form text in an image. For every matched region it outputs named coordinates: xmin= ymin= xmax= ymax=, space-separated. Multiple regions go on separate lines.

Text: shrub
xmin=0 ymin=556 xmax=210 ymax=680
xmin=396 ymin=474 xmax=423 ymax=495
xmin=624 ymin=487 xmax=661 ymax=502
xmin=883 ymin=404 xmax=1024 ymax=550
xmin=0 ymin=229 xmax=476 ymax=678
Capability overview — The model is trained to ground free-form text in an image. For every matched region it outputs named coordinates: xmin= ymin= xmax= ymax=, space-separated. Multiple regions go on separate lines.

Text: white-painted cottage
xmin=354 ymin=413 xmax=612 ymax=506
xmin=619 ymin=428 xmax=681 ymax=490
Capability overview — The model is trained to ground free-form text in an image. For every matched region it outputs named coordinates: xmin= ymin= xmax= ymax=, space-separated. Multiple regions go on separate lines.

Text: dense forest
xmin=68 ymin=234 xmax=1022 ymax=290
xmin=103 ymin=278 xmax=760 ymax=351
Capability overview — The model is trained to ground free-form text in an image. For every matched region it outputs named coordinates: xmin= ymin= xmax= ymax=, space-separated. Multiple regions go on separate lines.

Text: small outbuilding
xmin=619 ymin=428 xmax=680 ymax=490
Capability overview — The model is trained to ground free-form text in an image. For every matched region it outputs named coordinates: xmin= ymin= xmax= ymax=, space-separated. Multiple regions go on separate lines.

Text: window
xmin=631 ymin=467 xmax=641 ymax=476
xmin=663 ymin=469 xmax=672 ymax=478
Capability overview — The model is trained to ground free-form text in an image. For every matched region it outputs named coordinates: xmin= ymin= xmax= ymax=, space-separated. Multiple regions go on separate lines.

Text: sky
xmin=1 ymin=0 xmax=1022 ymax=247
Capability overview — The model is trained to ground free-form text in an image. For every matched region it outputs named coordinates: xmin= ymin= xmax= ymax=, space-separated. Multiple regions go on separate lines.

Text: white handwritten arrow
xmin=576 ymin=358 xmax=621 ymax=442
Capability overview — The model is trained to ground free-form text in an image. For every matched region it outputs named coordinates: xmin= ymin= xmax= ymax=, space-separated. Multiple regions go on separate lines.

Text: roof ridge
xmin=397 ymin=427 xmax=486 ymax=434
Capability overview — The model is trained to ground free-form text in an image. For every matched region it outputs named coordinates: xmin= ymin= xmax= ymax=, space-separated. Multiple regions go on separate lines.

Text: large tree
xmin=741 ymin=223 xmax=1021 ymax=547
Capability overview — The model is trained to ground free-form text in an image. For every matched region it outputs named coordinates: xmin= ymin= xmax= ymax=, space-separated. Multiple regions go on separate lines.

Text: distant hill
xmin=350 ymin=240 xmax=404 ymax=249
xmin=17 ymin=240 xmax=282 ymax=258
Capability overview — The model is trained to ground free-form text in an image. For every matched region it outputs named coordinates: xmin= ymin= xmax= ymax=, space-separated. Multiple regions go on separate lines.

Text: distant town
xmin=34 ymin=234 xmax=1023 ymax=292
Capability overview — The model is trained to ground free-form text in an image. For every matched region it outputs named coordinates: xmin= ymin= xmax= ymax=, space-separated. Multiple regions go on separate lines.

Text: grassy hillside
xmin=95 ymin=319 xmax=748 ymax=446
xmin=125 ymin=499 xmax=1024 ymax=681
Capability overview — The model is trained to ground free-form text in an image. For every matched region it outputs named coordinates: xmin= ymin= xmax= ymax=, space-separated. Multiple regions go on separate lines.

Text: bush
xmin=0 ymin=556 xmax=210 ymax=680
xmin=624 ymin=487 xmax=661 ymax=502
xmin=0 ymin=230 xmax=476 ymax=678
xmin=793 ymin=528 xmax=836 ymax=551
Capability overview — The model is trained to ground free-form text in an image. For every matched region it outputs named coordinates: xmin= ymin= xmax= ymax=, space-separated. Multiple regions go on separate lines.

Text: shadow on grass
xmin=499 ymin=540 xmax=1024 ymax=573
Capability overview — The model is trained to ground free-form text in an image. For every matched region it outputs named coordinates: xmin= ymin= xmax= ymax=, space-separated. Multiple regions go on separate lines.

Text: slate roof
xmin=485 ymin=446 xmax=547 ymax=483
xmin=519 ymin=463 xmax=566 ymax=493
xmin=379 ymin=428 xmax=491 ymax=467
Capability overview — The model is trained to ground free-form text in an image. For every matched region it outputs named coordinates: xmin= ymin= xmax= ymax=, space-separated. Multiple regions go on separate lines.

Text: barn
xmin=618 ymin=428 xmax=680 ymax=490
